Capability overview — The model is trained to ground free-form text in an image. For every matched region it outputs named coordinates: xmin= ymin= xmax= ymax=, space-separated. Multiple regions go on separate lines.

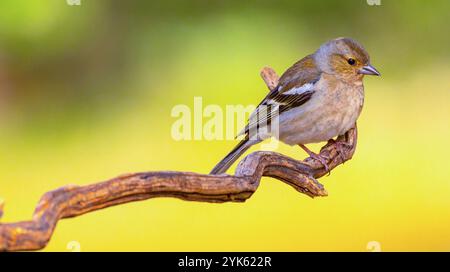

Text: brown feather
xmin=238 ymin=55 xmax=321 ymax=137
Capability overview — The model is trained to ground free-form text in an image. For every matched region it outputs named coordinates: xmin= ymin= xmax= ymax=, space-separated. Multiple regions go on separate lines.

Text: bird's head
xmin=314 ymin=37 xmax=380 ymax=81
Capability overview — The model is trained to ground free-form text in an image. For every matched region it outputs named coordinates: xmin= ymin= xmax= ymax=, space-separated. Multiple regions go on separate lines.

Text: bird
xmin=210 ymin=37 xmax=380 ymax=175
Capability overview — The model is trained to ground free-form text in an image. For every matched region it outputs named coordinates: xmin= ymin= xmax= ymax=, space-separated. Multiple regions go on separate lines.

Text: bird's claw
xmin=328 ymin=139 xmax=352 ymax=163
xmin=299 ymin=144 xmax=332 ymax=175
xmin=309 ymin=152 xmax=331 ymax=176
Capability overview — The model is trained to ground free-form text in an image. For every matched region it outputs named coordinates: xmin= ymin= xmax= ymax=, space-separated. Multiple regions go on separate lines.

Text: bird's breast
xmin=277 ymin=79 xmax=364 ymax=145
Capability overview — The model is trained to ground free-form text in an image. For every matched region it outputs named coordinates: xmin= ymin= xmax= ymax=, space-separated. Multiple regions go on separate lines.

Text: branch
xmin=0 ymin=67 xmax=357 ymax=251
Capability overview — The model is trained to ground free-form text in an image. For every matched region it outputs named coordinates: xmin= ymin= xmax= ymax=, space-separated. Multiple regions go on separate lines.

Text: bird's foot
xmin=309 ymin=152 xmax=331 ymax=175
xmin=327 ymin=139 xmax=352 ymax=163
xmin=299 ymin=144 xmax=331 ymax=175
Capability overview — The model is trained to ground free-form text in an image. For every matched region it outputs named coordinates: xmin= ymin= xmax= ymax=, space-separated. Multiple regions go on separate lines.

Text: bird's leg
xmin=298 ymin=144 xmax=331 ymax=175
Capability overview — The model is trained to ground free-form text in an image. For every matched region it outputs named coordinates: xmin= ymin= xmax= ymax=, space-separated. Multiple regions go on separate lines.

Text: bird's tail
xmin=210 ymin=138 xmax=260 ymax=175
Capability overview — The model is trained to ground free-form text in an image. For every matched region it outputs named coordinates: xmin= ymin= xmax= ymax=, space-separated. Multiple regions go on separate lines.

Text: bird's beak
xmin=358 ymin=64 xmax=381 ymax=76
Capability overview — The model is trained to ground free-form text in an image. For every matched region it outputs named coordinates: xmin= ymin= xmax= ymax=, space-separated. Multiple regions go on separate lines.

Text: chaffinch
xmin=210 ymin=37 xmax=380 ymax=174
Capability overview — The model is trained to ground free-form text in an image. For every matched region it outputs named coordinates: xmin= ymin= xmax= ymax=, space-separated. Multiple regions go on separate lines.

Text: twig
xmin=0 ymin=67 xmax=357 ymax=251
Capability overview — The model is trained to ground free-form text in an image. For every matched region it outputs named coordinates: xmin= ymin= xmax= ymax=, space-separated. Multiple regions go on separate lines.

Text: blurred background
xmin=1 ymin=0 xmax=449 ymax=251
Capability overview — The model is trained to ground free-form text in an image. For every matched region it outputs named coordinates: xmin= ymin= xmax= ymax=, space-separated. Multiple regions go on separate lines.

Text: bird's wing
xmin=238 ymin=55 xmax=321 ymax=138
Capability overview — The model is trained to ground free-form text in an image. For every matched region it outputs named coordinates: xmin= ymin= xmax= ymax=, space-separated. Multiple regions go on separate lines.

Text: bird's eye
xmin=347 ymin=58 xmax=356 ymax=65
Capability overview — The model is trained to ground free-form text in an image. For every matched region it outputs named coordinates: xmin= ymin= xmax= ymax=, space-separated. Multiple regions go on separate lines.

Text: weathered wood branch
xmin=0 ymin=67 xmax=357 ymax=251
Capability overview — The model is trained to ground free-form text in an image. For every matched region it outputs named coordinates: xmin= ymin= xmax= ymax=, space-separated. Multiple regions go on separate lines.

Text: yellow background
xmin=0 ymin=0 xmax=449 ymax=251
